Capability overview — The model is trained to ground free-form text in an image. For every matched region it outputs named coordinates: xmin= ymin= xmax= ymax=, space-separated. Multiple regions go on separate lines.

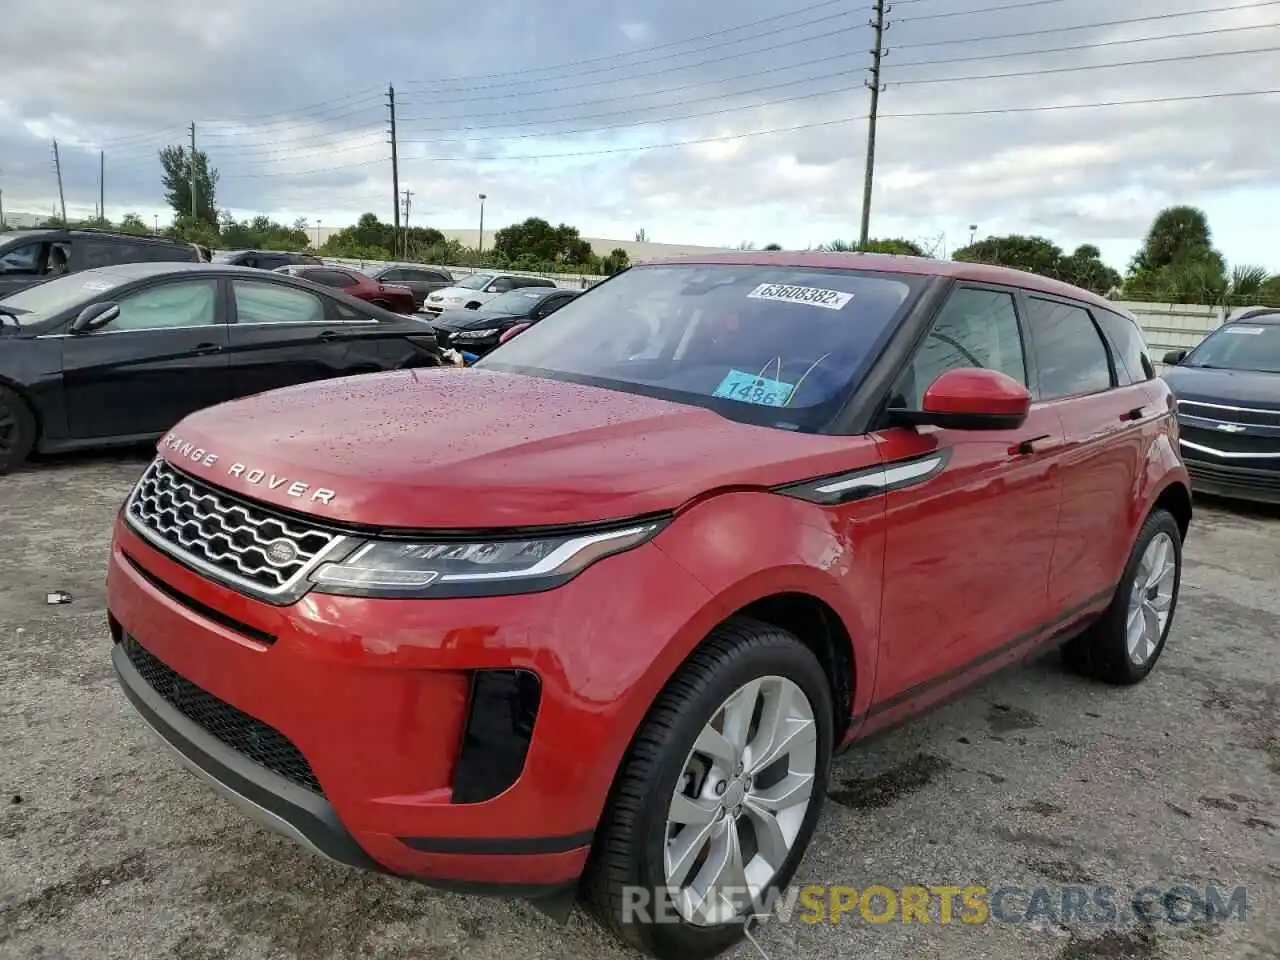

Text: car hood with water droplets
xmin=159 ymin=368 xmax=856 ymax=529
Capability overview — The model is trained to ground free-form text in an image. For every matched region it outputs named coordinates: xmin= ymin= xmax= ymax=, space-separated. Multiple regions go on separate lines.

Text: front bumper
xmin=1183 ymin=453 xmax=1280 ymax=505
xmin=106 ymin=512 xmax=711 ymax=892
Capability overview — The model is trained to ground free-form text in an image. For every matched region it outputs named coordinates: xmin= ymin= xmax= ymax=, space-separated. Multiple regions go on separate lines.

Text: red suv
xmin=107 ymin=253 xmax=1190 ymax=959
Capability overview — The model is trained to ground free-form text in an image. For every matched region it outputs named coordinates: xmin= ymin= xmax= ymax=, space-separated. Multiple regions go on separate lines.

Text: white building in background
xmin=0 ymin=211 xmax=49 ymax=229
xmin=309 ymin=225 xmax=733 ymax=263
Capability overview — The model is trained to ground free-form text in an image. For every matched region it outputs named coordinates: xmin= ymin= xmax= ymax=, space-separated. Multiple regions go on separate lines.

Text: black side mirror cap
xmin=71 ymin=301 xmax=120 ymax=334
xmin=1162 ymin=349 xmax=1188 ymax=365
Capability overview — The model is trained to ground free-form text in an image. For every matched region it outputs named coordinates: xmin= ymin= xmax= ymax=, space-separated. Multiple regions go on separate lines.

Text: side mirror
xmin=1162 ymin=349 xmax=1187 ymax=365
xmin=499 ymin=322 xmax=532 ymax=345
xmin=71 ymin=301 xmax=120 ymax=334
xmin=890 ymin=368 xmax=1031 ymax=431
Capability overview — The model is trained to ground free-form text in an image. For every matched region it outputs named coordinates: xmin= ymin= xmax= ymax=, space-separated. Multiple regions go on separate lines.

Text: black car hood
xmin=431 ymin=308 xmax=522 ymax=332
xmin=1163 ymin=366 xmax=1280 ymax=408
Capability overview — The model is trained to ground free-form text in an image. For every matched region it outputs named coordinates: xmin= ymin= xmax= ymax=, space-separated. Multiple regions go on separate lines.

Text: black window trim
xmin=1015 ymin=289 xmax=1119 ymax=402
xmin=1091 ymin=305 xmax=1154 ymax=385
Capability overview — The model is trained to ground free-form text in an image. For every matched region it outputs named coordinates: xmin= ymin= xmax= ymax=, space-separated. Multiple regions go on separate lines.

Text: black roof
xmin=1226 ymin=308 xmax=1280 ymax=324
xmin=1 ymin=227 xmax=189 ymax=245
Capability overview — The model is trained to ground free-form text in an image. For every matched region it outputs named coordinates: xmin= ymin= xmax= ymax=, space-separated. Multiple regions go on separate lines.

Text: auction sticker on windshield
xmin=747 ymin=282 xmax=853 ymax=310
xmin=712 ymin=369 xmax=796 ymax=406
xmin=1224 ymin=326 xmax=1265 ymax=335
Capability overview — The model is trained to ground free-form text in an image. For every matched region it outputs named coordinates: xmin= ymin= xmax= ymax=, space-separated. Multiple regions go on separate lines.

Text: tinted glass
xmin=109 ymin=281 xmax=218 ymax=331
xmin=482 ymin=290 xmax=553 ymax=316
xmin=0 ymin=242 xmax=43 ymax=273
xmin=1095 ymin=309 xmax=1154 ymax=384
xmin=308 ymin=269 xmax=358 ymax=288
xmin=456 ymin=274 xmax=493 ymax=290
xmin=0 ymin=269 xmax=127 ymax=324
xmin=480 ymin=264 xmax=920 ymax=431
xmin=1184 ymin=321 xmax=1280 ymax=374
xmin=893 ymin=288 xmax=1026 ymax=407
xmin=488 ymin=278 xmax=515 ymax=292
xmin=380 ymin=268 xmax=405 ymax=280
xmin=233 ymin=281 xmax=326 ymax=324
xmin=1025 ymin=297 xmax=1113 ymax=399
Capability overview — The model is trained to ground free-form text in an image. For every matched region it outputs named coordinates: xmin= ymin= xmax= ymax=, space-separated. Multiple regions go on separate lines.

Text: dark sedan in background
xmin=0 ymin=262 xmax=443 ymax=473
xmin=273 ymin=264 xmax=417 ymax=314
xmin=365 ymin=264 xmax=455 ymax=309
xmin=429 ymin=286 xmax=579 ymax=356
xmin=1163 ymin=308 xmax=1280 ymax=504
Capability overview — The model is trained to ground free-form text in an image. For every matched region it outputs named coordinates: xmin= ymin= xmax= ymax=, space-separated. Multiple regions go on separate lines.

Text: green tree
xmin=1129 ymin=205 xmax=1221 ymax=273
xmin=952 ymin=235 xmax=1065 ymax=277
xmin=118 ymin=213 xmax=152 ymax=235
xmin=1058 ymin=244 xmax=1122 ymax=296
xmin=1258 ymin=274 xmax=1280 ymax=307
xmin=159 ymin=144 xmax=218 ymax=225
xmin=493 ymin=217 xmax=594 ymax=266
xmin=859 ymin=238 xmax=925 ymax=256
xmin=600 ymin=248 xmax=631 ymax=274
xmin=762 ymin=242 xmax=783 ymax=251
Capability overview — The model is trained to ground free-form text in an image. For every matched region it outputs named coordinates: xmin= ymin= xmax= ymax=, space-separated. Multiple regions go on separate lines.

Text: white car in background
xmin=421 ymin=272 xmax=557 ymax=316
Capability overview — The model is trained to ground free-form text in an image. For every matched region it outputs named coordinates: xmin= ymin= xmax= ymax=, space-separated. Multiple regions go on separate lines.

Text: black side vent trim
xmin=451 ymin=669 xmax=542 ymax=805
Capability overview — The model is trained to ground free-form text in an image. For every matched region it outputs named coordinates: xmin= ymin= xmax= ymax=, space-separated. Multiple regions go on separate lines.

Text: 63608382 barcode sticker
xmin=747 ymin=282 xmax=853 ymax=310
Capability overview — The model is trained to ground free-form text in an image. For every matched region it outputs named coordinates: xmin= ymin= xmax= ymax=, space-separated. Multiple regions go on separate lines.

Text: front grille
xmin=126 ymin=459 xmax=348 ymax=602
xmin=1180 ymin=425 xmax=1280 ymax=456
xmin=122 ymin=635 xmax=323 ymax=795
xmin=1186 ymin=460 xmax=1280 ymax=494
xmin=1177 ymin=400 xmax=1280 ymax=429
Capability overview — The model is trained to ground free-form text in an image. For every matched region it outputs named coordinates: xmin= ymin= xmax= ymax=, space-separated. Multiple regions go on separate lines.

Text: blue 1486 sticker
xmin=712 ymin=369 xmax=796 ymax=406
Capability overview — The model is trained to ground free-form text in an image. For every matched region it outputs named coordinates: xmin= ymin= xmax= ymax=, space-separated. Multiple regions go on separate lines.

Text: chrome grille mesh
xmin=126 ymin=459 xmax=346 ymax=600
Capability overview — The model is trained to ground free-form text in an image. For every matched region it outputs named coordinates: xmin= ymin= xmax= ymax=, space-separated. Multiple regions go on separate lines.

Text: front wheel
xmin=0 ymin=386 xmax=37 ymax=474
xmin=583 ymin=618 xmax=833 ymax=960
xmin=1062 ymin=507 xmax=1182 ymax=684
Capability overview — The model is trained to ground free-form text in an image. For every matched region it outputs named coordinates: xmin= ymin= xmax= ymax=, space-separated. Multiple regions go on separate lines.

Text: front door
xmin=864 ymin=285 xmax=1066 ymax=730
xmin=60 ymin=278 xmax=230 ymax=439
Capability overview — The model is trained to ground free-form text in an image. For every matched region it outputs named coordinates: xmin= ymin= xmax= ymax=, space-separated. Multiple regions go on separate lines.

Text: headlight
xmin=310 ymin=522 xmax=666 ymax=598
xmin=453 ymin=328 xmax=499 ymax=339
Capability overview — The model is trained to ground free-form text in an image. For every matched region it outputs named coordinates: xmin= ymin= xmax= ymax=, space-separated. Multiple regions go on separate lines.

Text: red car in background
xmin=274 ymin=264 xmax=417 ymax=314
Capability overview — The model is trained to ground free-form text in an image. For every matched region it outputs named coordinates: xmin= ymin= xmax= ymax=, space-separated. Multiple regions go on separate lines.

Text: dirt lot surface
xmin=1 ymin=452 xmax=1277 ymax=960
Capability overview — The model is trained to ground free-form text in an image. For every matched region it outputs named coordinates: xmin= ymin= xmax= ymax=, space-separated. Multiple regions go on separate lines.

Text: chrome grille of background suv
xmin=125 ymin=458 xmax=351 ymax=604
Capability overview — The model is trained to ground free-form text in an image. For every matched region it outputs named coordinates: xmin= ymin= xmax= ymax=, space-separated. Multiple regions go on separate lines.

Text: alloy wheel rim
xmin=1127 ymin=531 xmax=1177 ymax=666
xmin=663 ymin=675 xmax=817 ymax=926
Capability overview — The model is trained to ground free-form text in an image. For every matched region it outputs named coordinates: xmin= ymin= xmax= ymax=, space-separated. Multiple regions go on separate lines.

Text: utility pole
xmin=51 ymin=140 xmax=67 ymax=224
xmin=189 ymin=122 xmax=198 ymax=221
xmin=401 ymin=189 xmax=413 ymax=258
xmin=387 ymin=85 xmax=400 ymax=258
xmin=859 ymin=0 xmax=889 ymax=248
xmin=1 ymin=168 xmax=6 ymax=229
xmin=99 ymin=151 xmax=105 ymax=223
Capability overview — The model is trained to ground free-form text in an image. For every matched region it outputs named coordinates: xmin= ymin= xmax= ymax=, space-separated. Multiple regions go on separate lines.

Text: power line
xmin=400 ymin=0 xmax=849 ymax=87
xmin=896 ymin=0 xmax=1083 ymax=22
xmin=211 ymin=87 xmax=1279 ymax=177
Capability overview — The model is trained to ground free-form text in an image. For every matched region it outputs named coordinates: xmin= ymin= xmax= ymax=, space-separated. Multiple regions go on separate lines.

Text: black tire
xmin=1062 ymin=508 xmax=1182 ymax=685
xmin=0 ymin=385 xmax=37 ymax=475
xmin=582 ymin=617 xmax=833 ymax=960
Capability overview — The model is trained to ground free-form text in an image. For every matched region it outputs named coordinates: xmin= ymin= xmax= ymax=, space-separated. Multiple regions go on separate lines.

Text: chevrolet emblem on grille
xmin=1215 ymin=423 xmax=1246 ymax=433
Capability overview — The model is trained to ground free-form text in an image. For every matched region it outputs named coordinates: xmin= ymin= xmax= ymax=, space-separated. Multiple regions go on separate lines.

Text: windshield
xmin=455 ymin=273 xmax=494 ymax=290
xmin=481 ymin=290 xmax=549 ymax=316
xmin=0 ymin=271 xmax=124 ymax=325
xmin=1185 ymin=320 xmax=1280 ymax=373
xmin=478 ymin=264 xmax=921 ymax=431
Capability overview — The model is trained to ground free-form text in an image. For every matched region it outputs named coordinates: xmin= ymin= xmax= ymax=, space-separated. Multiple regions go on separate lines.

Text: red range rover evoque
xmin=107 ymin=252 xmax=1191 ymax=959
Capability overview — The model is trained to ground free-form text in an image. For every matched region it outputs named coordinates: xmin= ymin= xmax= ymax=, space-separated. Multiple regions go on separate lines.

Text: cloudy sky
xmin=2 ymin=0 xmax=1278 ymax=270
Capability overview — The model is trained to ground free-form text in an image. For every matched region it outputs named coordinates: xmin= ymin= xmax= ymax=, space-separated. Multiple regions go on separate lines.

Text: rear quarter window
xmin=1095 ymin=309 xmax=1154 ymax=383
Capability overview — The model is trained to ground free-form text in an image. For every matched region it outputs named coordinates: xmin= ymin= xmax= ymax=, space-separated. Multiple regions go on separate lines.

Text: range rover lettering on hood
xmin=160 ymin=433 xmax=337 ymax=504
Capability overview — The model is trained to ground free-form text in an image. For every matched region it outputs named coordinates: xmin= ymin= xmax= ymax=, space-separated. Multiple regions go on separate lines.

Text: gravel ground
xmin=1 ymin=452 xmax=1277 ymax=960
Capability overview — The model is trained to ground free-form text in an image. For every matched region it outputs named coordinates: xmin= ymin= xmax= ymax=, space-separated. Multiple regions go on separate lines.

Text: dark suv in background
xmin=366 ymin=264 xmax=455 ymax=310
xmin=0 ymin=229 xmax=200 ymax=296
xmin=211 ymin=250 xmax=322 ymax=270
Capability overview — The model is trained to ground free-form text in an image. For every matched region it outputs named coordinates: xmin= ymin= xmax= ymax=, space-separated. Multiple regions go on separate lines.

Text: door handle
xmin=193 ymin=342 xmax=222 ymax=355
xmin=1010 ymin=434 xmax=1051 ymax=456
xmin=317 ymin=331 xmax=339 ymax=342
xmin=1119 ymin=406 xmax=1145 ymax=422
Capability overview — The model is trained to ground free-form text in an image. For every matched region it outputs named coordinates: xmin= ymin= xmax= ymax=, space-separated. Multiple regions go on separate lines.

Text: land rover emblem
xmin=265 ymin=539 xmax=299 ymax=565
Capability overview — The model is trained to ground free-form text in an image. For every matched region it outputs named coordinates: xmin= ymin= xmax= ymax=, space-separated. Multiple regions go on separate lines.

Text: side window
xmin=0 ymin=242 xmax=46 ymax=274
xmin=304 ymin=269 xmax=357 ymax=288
xmin=892 ymin=288 xmax=1027 ymax=407
xmin=380 ymin=268 xmax=404 ymax=281
xmin=79 ymin=240 xmax=124 ymax=269
xmin=1094 ymin=309 xmax=1154 ymax=384
xmin=1024 ymin=297 xmax=1114 ymax=399
xmin=488 ymin=278 xmax=515 ymax=293
xmin=426 ymin=271 xmax=451 ymax=283
xmin=233 ymin=281 xmax=326 ymax=324
xmin=108 ymin=281 xmax=218 ymax=332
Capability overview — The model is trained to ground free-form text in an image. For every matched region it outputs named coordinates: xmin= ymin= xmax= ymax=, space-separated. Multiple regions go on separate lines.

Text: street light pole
xmin=316 ymin=219 xmax=322 ymax=249
xmin=477 ymin=193 xmax=487 ymax=260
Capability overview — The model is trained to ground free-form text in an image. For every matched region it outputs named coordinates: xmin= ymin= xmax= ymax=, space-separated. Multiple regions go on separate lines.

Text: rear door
xmin=224 ymin=277 xmax=360 ymax=395
xmin=867 ymin=285 xmax=1066 ymax=727
xmin=1021 ymin=295 xmax=1155 ymax=610
xmin=59 ymin=277 xmax=230 ymax=438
